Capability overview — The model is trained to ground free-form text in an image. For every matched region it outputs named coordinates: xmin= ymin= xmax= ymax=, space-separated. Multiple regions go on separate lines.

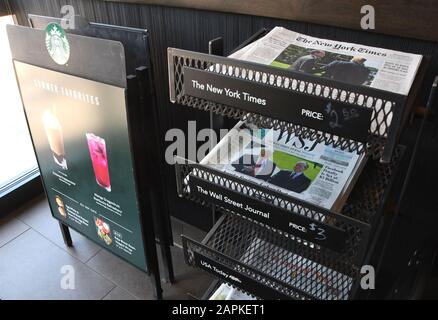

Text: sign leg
xmin=59 ymin=222 xmax=73 ymax=247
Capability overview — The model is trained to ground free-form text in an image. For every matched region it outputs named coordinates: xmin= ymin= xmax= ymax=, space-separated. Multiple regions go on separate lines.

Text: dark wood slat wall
xmin=0 ymin=1 xmax=10 ymax=16
xmin=108 ymin=0 xmax=438 ymax=43
xmin=9 ymin=0 xmax=438 ymax=231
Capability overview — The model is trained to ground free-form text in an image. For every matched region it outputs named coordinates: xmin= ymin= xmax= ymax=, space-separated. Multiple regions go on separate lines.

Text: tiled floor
xmin=0 ymin=196 xmax=213 ymax=300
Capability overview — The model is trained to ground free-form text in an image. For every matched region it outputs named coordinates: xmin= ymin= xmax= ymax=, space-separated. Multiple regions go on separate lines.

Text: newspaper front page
xmin=201 ymin=121 xmax=366 ymax=212
xmin=230 ymin=27 xmax=422 ymax=96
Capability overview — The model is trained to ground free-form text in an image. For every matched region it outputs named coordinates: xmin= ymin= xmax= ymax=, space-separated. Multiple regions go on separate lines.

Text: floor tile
xmin=162 ymin=246 xmax=214 ymax=300
xmin=17 ymin=197 xmax=101 ymax=263
xmin=0 ymin=229 xmax=114 ymax=300
xmin=0 ymin=216 xmax=29 ymax=248
xmin=103 ymin=286 xmax=138 ymax=300
xmin=86 ymin=249 xmax=155 ymax=300
xmin=87 ymin=244 xmax=213 ymax=300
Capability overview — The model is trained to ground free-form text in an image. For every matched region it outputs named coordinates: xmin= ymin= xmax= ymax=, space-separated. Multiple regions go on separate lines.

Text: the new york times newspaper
xmin=231 ymin=26 xmax=422 ymax=95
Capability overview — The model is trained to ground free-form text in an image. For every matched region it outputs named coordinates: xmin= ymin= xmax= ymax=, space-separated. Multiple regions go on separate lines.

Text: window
xmin=0 ymin=15 xmax=40 ymax=212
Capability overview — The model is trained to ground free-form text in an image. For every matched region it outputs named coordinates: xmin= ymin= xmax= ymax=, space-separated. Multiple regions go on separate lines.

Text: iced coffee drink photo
xmin=86 ymin=133 xmax=111 ymax=192
xmin=42 ymin=109 xmax=68 ymax=170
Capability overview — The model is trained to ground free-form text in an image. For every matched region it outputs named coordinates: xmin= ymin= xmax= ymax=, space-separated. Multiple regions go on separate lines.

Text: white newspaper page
xmin=209 ymin=283 xmax=257 ymax=300
xmin=209 ymin=283 xmax=233 ymax=300
xmin=231 ymin=27 xmax=422 ymax=96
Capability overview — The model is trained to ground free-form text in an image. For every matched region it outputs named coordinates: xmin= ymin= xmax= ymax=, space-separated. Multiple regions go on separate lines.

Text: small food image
xmin=58 ymin=206 xmax=67 ymax=218
xmin=54 ymin=195 xmax=67 ymax=218
xmin=55 ymin=195 xmax=64 ymax=207
xmin=94 ymin=217 xmax=112 ymax=245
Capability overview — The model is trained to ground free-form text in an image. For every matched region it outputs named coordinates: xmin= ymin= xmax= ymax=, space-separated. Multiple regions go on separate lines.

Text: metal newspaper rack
xmin=167 ymin=31 xmax=426 ymax=299
xmin=176 ymin=144 xmax=404 ymax=264
xmin=183 ymin=214 xmax=358 ymax=300
xmin=168 ymin=48 xmax=414 ymax=163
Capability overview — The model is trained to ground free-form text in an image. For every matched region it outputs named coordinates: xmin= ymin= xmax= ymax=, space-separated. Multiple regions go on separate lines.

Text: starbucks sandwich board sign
xmin=6 ymin=25 xmax=158 ymax=281
xmin=45 ymin=23 xmax=70 ymax=65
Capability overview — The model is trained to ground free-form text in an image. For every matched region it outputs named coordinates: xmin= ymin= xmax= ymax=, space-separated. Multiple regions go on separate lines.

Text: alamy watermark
xmin=60 ymin=265 xmax=75 ymax=290
xmin=165 ymin=121 xmax=277 ymax=166
xmin=361 ymin=5 xmax=375 ymax=30
xmin=360 ymin=265 xmax=375 ymax=290
xmin=60 ymin=5 xmax=75 ymax=30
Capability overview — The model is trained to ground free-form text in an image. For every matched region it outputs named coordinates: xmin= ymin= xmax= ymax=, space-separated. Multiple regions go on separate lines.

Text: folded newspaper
xmin=230 ymin=26 xmax=422 ymax=96
xmin=194 ymin=26 xmax=419 ymax=212
xmin=238 ymin=237 xmax=353 ymax=300
xmin=209 ymin=283 xmax=256 ymax=300
xmin=200 ymin=121 xmax=367 ymax=212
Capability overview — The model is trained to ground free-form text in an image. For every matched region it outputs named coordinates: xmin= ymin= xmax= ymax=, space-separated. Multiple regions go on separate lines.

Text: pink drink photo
xmin=86 ymin=133 xmax=111 ymax=192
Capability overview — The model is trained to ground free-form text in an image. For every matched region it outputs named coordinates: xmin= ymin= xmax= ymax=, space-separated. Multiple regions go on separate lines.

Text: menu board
xmin=14 ymin=61 xmax=147 ymax=271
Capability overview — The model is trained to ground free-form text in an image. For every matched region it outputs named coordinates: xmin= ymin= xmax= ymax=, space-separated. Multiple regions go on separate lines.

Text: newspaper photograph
xmin=201 ymin=121 xmax=366 ymax=212
xmin=231 ymin=27 xmax=422 ymax=96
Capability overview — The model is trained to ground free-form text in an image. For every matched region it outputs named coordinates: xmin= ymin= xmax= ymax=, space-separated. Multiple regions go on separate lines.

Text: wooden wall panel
xmin=0 ymin=0 xmax=10 ymax=16
xmin=109 ymin=0 xmax=438 ymax=42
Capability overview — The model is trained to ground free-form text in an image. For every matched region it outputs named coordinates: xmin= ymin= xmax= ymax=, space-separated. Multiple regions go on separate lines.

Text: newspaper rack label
xmin=189 ymin=174 xmax=348 ymax=252
xmin=183 ymin=66 xmax=372 ymax=142
xmin=192 ymin=250 xmax=292 ymax=300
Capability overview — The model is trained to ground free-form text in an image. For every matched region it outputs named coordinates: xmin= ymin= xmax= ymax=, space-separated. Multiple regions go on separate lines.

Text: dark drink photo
xmin=86 ymin=133 xmax=111 ymax=192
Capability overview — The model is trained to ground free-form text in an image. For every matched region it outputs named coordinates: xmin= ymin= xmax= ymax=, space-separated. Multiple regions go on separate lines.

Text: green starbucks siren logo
xmin=45 ymin=23 xmax=70 ymax=65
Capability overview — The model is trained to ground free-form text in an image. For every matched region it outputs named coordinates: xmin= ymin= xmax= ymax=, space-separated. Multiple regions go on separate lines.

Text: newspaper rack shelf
xmin=176 ymin=145 xmax=404 ymax=271
xmin=168 ymin=31 xmax=427 ymax=300
xmin=183 ymin=213 xmax=361 ymax=300
xmin=168 ymin=48 xmax=422 ymax=163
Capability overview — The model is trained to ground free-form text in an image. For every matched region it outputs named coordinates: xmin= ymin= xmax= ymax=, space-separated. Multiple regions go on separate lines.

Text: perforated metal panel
xmin=168 ymin=48 xmax=407 ymax=162
xmin=177 ymin=146 xmax=405 ymax=269
xmin=183 ymin=213 xmax=358 ymax=300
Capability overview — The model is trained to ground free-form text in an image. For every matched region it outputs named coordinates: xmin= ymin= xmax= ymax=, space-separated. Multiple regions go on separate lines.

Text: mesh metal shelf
xmin=168 ymin=48 xmax=412 ymax=162
xmin=183 ymin=213 xmax=359 ymax=300
xmin=177 ymin=145 xmax=405 ymax=268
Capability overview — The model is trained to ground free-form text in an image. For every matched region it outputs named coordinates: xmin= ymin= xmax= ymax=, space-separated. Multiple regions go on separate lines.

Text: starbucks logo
xmin=45 ymin=23 xmax=70 ymax=65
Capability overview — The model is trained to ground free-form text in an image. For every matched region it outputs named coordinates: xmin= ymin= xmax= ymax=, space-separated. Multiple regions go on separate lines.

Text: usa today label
xmin=193 ymin=251 xmax=292 ymax=300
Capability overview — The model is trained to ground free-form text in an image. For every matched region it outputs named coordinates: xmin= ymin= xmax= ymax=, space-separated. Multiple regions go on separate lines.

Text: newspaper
xmin=209 ymin=283 xmax=256 ymax=300
xmin=239 ymin=237 xmax=353 ymax=300
xmin=230 ymin=27 xmax=422 ymax=96
xmin=201 ymin=121 xmax=366 ymax=212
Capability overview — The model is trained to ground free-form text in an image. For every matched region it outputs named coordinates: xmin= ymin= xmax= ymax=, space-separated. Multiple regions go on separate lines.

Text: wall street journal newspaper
xmin=200 ymin=121 xmax=366 ymax=212
xmin=230 ymin=27 xmax=422 ymax=96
